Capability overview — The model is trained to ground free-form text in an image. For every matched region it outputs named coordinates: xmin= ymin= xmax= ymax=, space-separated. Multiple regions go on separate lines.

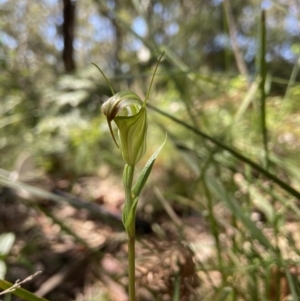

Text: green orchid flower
xmin=102 ymin=91 xmax=147 ymax=166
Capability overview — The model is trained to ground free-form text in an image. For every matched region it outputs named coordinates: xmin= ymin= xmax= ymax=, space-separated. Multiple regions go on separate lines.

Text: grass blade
xmin=259 ymin=9 xmax=269 ymax=168
xmin=148 ymin=104 xmax=300 ymax=200
xmin=205 ymin=174 xmax=275 ymax=252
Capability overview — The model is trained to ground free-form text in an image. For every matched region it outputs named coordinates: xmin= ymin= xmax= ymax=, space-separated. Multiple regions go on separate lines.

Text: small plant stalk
xmin=99 ymin=52 xmax=166 ymax=301
xmin=128 ymin=233 xmax=136 ymax=300
xmin=123 ymin=164 xmax=136 ymax=300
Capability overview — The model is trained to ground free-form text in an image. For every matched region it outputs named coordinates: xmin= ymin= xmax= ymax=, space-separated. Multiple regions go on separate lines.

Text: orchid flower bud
xmin=102 ymin=90 xmax=147 ymax=165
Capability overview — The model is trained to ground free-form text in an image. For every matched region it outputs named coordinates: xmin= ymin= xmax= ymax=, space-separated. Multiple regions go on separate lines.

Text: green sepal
xmin=132 ymin=134 xmax=167 ymax=198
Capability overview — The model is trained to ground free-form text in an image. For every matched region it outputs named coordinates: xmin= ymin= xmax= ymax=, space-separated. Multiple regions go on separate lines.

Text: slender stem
xmin=91 ymin=63 xmax=115 ymax=95
xmin=144 ymin=51 xmax=164 ymax=104
xmin=259 ymin=9 xmax=269 ymax=169
xmin=128 ymin=233 xmax=135 ymax=301
xmin=123 ymin=164 xmax=136 ymax=301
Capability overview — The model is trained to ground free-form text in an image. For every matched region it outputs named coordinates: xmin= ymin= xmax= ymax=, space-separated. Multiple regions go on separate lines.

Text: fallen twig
xmin=0 ymin=271 xmax=42 ymax=296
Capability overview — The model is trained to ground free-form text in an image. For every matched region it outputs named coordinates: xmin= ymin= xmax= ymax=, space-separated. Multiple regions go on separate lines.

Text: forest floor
xmin=1 ymin=163 xmax=217 ymax=301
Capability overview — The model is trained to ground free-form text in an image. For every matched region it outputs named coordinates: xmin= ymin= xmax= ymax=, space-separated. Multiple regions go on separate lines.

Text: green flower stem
xmin=128 ymin=234 xmax=135 ymax=301
xmin=123 ymin=164 xmax=135 ymax=211
xmin=123 ymin=164 xmax=136 ymax=301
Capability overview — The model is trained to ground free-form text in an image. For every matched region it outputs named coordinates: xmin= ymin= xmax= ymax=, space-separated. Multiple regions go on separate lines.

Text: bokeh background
xmin=1 ymin=0 xmax=300 ymax=300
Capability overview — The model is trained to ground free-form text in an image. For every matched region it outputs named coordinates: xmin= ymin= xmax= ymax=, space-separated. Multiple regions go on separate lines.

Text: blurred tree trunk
xmin=62 ymin=0 xmax=76 ymax=72
xmin=93 ymin=0 xmax=123 ymax=76
xmin=112 ymin=18 xmax=122 ymax=75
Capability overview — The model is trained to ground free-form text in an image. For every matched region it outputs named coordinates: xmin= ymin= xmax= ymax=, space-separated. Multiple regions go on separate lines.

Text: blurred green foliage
xmin=0 ymin=0 xmax=300 ymax=300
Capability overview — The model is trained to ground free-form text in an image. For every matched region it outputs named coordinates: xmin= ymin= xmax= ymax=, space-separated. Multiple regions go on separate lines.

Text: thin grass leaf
xmin=160 ymin=45 xmax=213 ymax=97
xmin=147 ymin=104 xmax=300 ymax=200
xmin=270 ymin=154 xmax=300 ymax=183
xmin=263 ymin=186 xmax=300 ymax=219
xmin=284 ymin=267 xmax=299 ymax=301
xmin=202 ymin=179 xmax=224 ymax=274
xmin=36 ymin=205 xmax=92 ymax=249
xmin=0 ymin=172 xmax=122 ymax=227
xmin=0 ymin=115 xmax=26 ymax=128
xmin=205 ymin=174 xmax=275 ymax=251
xmin=270 ymin=54 xmax=299 ymax=144
xmin=172 ymin=273 xmax=180 ymax=301
xmin=258 ymin=9 xmax=269 ymax=167
xmin=216 ymin=287 xmax=233 ymax=301
xmin=236 ymin=176 xmax=275 ymax=222
xmin=232 ymin=80 xmax=258 ymax=125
